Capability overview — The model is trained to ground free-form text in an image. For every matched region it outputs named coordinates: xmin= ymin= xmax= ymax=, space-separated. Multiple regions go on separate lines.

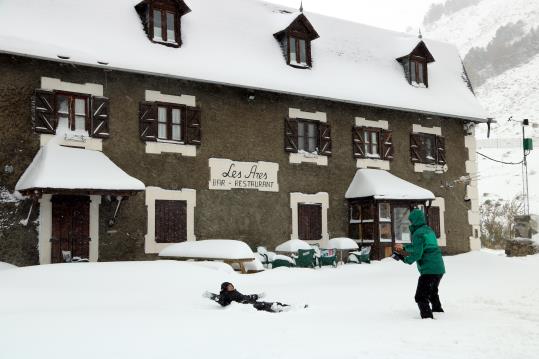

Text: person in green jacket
xmin=394 ymin=208 xmax=446 ymax=319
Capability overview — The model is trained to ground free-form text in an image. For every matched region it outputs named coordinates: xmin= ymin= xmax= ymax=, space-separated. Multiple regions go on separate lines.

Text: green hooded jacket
xmin=403 ymin=209 xmax=446 ymax=275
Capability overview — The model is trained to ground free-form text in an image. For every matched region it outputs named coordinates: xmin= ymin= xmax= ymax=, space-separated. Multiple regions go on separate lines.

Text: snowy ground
xmin=1 ymin=251 xmax=538 ymax=359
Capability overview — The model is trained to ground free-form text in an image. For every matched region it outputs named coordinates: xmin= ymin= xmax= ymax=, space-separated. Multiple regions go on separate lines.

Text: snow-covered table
xmin=158 ymin=240 xmax=256 ymax=274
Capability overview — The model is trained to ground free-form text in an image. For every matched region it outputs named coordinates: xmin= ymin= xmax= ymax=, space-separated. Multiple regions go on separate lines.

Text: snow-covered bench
xmin=158 ymin=240 xmax=256 ymax=274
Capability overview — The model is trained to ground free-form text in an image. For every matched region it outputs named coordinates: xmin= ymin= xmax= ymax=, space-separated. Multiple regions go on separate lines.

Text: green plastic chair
xmin=271 ymin=255 xmax=295 ymax=269
xmin=294 ymin=249 xmax=317 ymax=268
xmin=318 ymin=248 xmax=337 ymax=267
xmin=348 ymin=247 xmax=371 ymax=264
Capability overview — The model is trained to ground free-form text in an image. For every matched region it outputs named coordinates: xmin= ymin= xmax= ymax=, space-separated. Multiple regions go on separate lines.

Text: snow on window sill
xmin=289 ymin=61 xmax=310 ymax=69
xmin=152 ymin=37 xmax=178 ymax=46
xmin=411 ymin=81 xmax=427 ymax=88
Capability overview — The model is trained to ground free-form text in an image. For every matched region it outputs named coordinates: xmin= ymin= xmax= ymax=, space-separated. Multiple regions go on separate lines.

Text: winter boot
xmin=418 ymin=303 xmax=433 ymax=319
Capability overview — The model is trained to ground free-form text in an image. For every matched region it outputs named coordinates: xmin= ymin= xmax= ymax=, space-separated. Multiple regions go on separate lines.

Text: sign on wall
xmin=209 ymin=158 xmax=279 ymax=192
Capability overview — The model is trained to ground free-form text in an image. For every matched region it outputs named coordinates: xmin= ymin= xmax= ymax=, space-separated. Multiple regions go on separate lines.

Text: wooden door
xmin=298 ymin=204 xmax=322 ymax=242
xmin=51 ymin=195 xmax=90 ymax=263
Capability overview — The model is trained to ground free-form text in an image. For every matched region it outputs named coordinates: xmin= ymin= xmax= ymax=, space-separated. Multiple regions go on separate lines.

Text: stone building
xmin=0 ymin=0 xmax=488 ymax=265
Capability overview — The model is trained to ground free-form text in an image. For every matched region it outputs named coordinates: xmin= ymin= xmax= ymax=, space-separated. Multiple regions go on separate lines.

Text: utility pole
xmin=521 ymin=119 xmax=532 ymax=215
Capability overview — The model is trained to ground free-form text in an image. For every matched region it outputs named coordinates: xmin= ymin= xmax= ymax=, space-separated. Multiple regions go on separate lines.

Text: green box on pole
xmin=524 ymin=138 xmax=533 ymax=151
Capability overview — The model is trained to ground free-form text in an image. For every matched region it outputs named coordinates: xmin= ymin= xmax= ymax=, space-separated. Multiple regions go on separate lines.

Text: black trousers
xmin=252 ymin=301 xmax=288 ymax=313
xmin=415 ymin=274 xmax=443 ymax=318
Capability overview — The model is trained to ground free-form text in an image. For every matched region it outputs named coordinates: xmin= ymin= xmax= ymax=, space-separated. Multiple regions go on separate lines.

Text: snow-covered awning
xmin=15 ymin=144 xmax=145 ymax=195
xmin=345 ymin=169 xmax=435 ymax=201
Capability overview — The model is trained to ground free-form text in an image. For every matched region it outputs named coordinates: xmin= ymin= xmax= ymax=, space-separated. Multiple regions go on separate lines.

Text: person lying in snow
xmin=203 ymin=282 xmax=291 ymax=313
xmin=393 ymin=208 xmax=446 ymax=319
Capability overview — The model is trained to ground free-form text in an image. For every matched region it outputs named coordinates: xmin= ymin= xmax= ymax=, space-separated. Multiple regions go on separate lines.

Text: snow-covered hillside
xmin=423 ymin=0 xmax=539 ymax=213
xmin=0 ymin=253 xmax=538 ymax=359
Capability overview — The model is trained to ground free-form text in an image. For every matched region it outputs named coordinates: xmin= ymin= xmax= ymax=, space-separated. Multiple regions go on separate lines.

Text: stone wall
xmin=505 ymin=238 xmax=539 ymax=257
xmin=0 ymin=53 xmax=476 ymax=264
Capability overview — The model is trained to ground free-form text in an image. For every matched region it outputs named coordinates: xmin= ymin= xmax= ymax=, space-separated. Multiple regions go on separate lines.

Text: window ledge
xmin=145 ymin=141 xmax=196 ymax=156
xmin=356 ymin=158 xmax=390 ymax=170
xmin=40 ymin=133 xmax=103 ymax=151
xmin=413 ymin=162 xmax=448 ymax=173
xmin=289 ymin=62 xmax=310 ymax=69
xmin=289 ymin=152 xmax=328 ymax=166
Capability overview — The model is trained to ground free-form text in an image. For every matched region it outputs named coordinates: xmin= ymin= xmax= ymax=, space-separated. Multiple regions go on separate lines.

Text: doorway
xmin=51 ymin=195 xmax=90 ymax=263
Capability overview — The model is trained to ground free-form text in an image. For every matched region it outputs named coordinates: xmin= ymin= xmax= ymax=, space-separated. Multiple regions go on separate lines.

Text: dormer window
xmin=274 ymin=13 xmax=319 ymax=69
xmin=135 ymin=0 xmax=191 ymax=48
xmin=397 ymin=41 xmax=435 ymax=87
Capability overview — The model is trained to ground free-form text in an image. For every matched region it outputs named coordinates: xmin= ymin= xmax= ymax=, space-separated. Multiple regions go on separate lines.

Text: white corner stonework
xmin=290 ymin=192 xmax=329 ymax=243
xmin=465 ymin=126 xmax=481 ymax=250
xmin=289 ymin=108 xmax=327 ymax=123
xmin=432 ymin=197 xmax=446 ymax=247
xmin=144 ymin=186 xmax=196 ymax=254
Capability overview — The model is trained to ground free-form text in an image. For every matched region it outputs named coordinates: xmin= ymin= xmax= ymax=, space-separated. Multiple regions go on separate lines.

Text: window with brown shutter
xmin=297 ymin=120 xmax=319 ymax=153
xmin=155 ymin=200 xmax=187 ymax=243
xmin=410 ymin=133 xmax=446 ymax=165
xmin=352 ymin=126 xmax=366 ymax=158
xmin=427 ymin=206 xmax=441 ymax=238
xmin=31 ymin=89 xmax=109 ymax=138
xmin=380 ymin=129 xmax=394 ymax=161
xmin=318 ymin=122 xmax=332 ymax=156
xmin=140 ymin=102 xmax=201 ymax=145
xmin=352 ymin=127 xmax=393 ymax=160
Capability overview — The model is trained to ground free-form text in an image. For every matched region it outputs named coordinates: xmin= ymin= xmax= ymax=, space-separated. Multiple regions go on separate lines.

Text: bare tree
xmin=480 ymin=195 xmax=524 ymax=248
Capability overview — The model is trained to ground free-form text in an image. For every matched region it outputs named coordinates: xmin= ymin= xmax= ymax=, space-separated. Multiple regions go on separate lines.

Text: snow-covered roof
xmin=345 ymin=169 xmax=435 ymax=201
xmin=0 ymin=0 xmax=487 ymax=122
xmin=15 ymin=144 xmax=145 ymax=193
xmin=159 ymin=240 xmax=255 ymax=260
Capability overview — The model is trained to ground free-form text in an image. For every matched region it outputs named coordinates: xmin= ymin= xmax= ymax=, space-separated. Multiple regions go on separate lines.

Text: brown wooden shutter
xmin=352 ymin=126 xmax=366 ymax=158
xmin=436 ymin=136 xmax=446 ymax=165
xmin=90 ymin=96 xmax=110 ymax=138
xmin=31 ymin=89 xmax=56 ymax=134
xmin=380 ymin=129 xmax=394 ymax=161
xmin=318 ymin=122 xmax=332 ymax=156
xmin=185 ymin=106 xmax=202 ymax=145
xmin=298 ymin=204 xmax=322 ymax=241
xmin=284 ymin=117 xmax=298 ymax=153
xmin=139 ymin=102 xmax=157 ymax=141
xmin=428 ymin=206 xmax=441 ymax=238
xmin=410 ymin=133 xmax=423 ymax=163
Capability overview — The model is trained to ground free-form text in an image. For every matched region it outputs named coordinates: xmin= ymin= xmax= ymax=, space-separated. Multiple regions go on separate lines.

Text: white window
xmin=166 ymin=12 xmax=175 ymax=42
xmin=158 ymin=106 xmax=167 ymax=139
xmin=298 ymin=120 xmax=317 ymax=153
xmin=171 ymin=108 xmax=181 ymax=141
xmin=153 ymin=10 xmax=162 ymax=40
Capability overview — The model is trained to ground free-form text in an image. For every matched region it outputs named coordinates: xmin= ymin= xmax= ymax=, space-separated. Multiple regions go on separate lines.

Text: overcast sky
xmin=263 ymin=0 xmax=441 ymax=33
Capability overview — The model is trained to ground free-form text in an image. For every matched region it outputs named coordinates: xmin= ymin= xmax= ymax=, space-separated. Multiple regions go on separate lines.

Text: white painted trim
xmin=290 ymin=192 xmax=329 ymax=245
xmin=356 ymin=158 xmax=390 ymax=170
xmin=144 ymin=187 xmax=196 ymax=254
xmin=41 ymin=77 xmax=103 ymax=97
xmin=412 ymin=124 xmax=442 ymax=136
xmin=145 ymin=141 xmax=197 ymax=156
xmin=432 ymin=197 xmax=446 ymax=247
xmin=89 ymin=195 xmax=101 ymax=262
xmin=38 ymin=194 xmax=100 ymax=264
xmin=289 ymin=152 xmax=328 ymax=166
xmin=414 ymin=163 xmax=448 ymax=173
xmin=355 ymin=117 xmax=388 ymax=129
xmin=289 ymin=108 xmax=327 ymax=123
xmin=145 ymin=90 xmax=196 ymax=107
xmin=40 ymin=134 xmax=103 ymax=151
xmin=465 ymin=127 xmax=481 ymax=250
xmin=38 ymin=194 xmax=52 ymax=265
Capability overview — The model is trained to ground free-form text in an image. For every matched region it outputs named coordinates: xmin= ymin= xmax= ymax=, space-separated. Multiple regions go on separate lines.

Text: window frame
xmin=287 ymin=33 xmax=311 ymax=67
xmin=411 ymin=133 xmax=440 ymax=165
xmin=155 ymin=102 xmax=186 ymax=143
xmin=150 ymin=4 xmax=178 ymax=44
xmin=53 ymin=91 xmax=90 ymax=132
xmin=410 ymin=56 xmax=427 ymax=86
xmin=297 ymin=118 xmax=319 ymax=153
xmin=363 ymin=127 xmax=381 ymax=158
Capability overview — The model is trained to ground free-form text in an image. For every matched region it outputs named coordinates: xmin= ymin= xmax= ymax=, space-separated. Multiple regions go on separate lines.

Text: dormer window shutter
xmin=284 ymin=117 xmax=299 ymax=153
xmin=139 ymin=101 xmax=157 ymax=141
xmin=31 ymin=89 xmax=56 ymax=134
xmin=90 ymin=96 xmax=110 ymax=138
xmin=185 ymin=106 xmax=202 ymax=145
xmin=318 ymin=122 xmax=332 ymax=156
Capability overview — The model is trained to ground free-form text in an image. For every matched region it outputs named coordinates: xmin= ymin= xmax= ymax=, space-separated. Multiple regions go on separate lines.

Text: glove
xmin=391 ymin=251 xmax=405 ymax=261
xmin=256 ymin=292 xmax=266 ymax=299
xmin=202 ymin=291 xmax=215 ymax=299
